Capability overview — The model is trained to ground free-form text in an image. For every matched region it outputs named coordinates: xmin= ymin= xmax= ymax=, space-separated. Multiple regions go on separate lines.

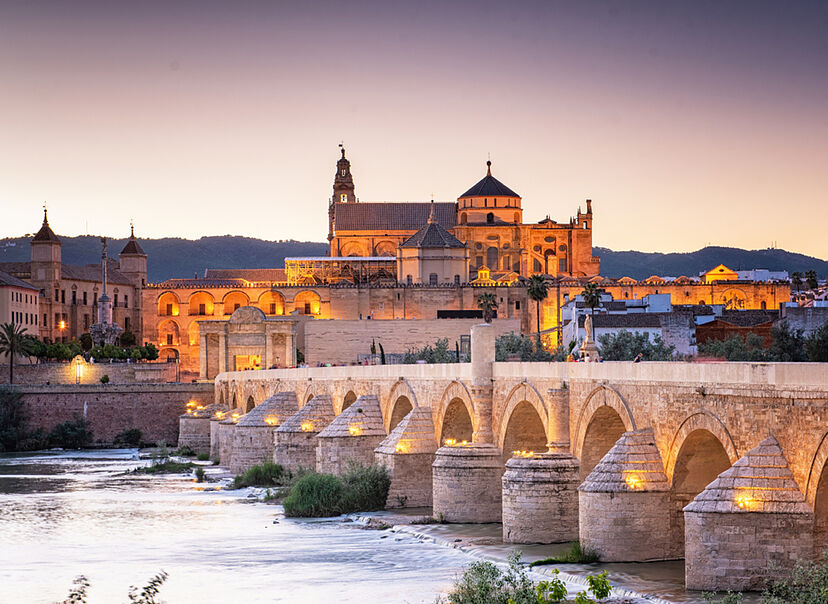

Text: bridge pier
xmin=216 ymin=414 xmax=239 ymax=467
xmin=178 ymin=403 xmax=227 ymax=455
xmin=230 ymin=392 xmax=298 ymax=473
xmin=316 ymin=395 xmax=386 ymax=475
xmin=273 ymin=394 xmax=335 ymax=472
xmin=433 ymin=443 xmax=502 ymax=523
xmin=209 ymin=414 xmax=224 ymax=461
xmin=685 ymin=436 xmax=814 ymax=592
xmin=579 ymin=428 xmax=673 ymax=561
xmin=375 ymin=406 xmax=437 ymax=508
xmin=502 ymin=452 xmax=580 ymax=543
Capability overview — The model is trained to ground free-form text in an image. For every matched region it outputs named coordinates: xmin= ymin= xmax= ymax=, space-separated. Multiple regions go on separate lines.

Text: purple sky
xmin=1 ymin=1 xmax=826 ymax=258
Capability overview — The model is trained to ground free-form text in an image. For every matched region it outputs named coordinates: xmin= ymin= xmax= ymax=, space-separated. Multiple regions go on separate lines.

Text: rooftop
xmin=459 ymin=161 xmax=520 ymax=198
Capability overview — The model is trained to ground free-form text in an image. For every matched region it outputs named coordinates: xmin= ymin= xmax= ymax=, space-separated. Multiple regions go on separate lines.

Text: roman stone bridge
xmin=205 ymin=324 xmax=828 ymax=591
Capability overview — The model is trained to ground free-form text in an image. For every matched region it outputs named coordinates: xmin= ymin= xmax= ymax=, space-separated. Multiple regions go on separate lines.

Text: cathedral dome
xmin=459 ymin=161 xmax=520 ymax=199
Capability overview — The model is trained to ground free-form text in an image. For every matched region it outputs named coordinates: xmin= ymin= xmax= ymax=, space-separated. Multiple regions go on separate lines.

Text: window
xmin=72 ymin=290 xmax=77 ymax=305
xmin=341 ymin=169 xmax=346 ymax=176
xmin=304 ymin=302 xmax=311 ymax=315
xmin=61 ymin=290 xmax=65 ymax=303
xmin=83 ymin=291 xmax=87 ymax=305
xmin=114 ymin=294 xmax=118 ymax=307
xmin=406 ymin=275 xmax=412 ymax=285
xmin=124 ymin=295 xmax=128 ymax=308
xmin=167 ymin=334 xmax=173 ymax=345
xmin=558 ymin=258 xmax=567 ymax=272
xmin=199 ymin=303 xmax=206 ymax=315
xmin=55 ymin=289 xmax=59 ymax=302
xmin=270 ymin=303 xmax=276 ymax=314
xmin=234 ymin=303 xmax=240 ymax=311
xmin=486 ymin=212 xmax=494 ymax=223
xmin=340 ymin=193 xmax=347 ymax=202
xmin=761 ymin=301 xmax=767 ymax=310
xmin=583 ymin=221 xmax=588 ymax=229
xmin=124 ymin=317 xmax=130 ymax=331
xmin=93 ymin=293 xmax=98 ymax=306
xmin=429 ymin=273 xmax=438 ymax=285
xmin=493 ymin=198 xmax=497 ymax=207
xmin=484 ymin=198 xmax=487 ymax=207
xmin=166 ymin=303 xmax=173 ymax=316
xmin=454 ymin=275 xmax=461 ymax=285
xmin=83 ymin=314 xmax=90 ymax=329
xmin=515 ymin=300 xmax=520 ymax=310
xmin=43 ymin=313 xmax=47 ymax=327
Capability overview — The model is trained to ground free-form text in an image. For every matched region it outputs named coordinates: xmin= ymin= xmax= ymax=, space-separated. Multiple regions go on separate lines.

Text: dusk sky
xmin=1 ymin=1 xmax=826 ymax=258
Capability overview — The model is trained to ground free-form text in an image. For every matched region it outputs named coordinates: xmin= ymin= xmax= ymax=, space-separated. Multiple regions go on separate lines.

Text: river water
xmin=0 ymin=450 xmax=718 ymax=603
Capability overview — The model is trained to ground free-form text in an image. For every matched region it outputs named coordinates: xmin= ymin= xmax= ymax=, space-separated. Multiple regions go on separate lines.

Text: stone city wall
xmin=17 ymin=382 xmax=213 ymax=445
xmin=1 ymin=361 xmax=176 ymax=385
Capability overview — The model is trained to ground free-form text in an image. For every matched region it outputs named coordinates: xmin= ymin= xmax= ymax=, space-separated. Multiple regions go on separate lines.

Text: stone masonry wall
xmin=18 ymin=383 xmax=213 ymax=445
xmin=316 ymin=434 xmax=385 ymax=475
xmin=178 ymin=416 xmax=211 ymax=454
xmin=376 ymin=451 xmax=434 ymax=508
xmin=2 ymin=361 xmax=175 ymax=385
xmin=230 ymin=426 xmax=275 ymax=473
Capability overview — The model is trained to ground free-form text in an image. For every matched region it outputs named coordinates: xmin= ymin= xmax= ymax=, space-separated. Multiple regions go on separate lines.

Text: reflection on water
xmin=0 ymin=450 xmax=472 ymax=604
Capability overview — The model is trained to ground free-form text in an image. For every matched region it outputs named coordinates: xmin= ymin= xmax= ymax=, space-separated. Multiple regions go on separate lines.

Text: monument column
xmin=470 ymin=322 xmax=495 ymax=443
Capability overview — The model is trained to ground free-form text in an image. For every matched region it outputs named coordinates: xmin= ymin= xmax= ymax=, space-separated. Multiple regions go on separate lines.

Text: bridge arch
xmin=664 ymin=411 xmax=738 ymax=482
xmin=339 ymin=390 xmax=358 ymax=414
xmin=574 ymin=385 xmax=635 ymax=479
xmin=805 ymin=432 xmax=828 ymax=555
xmin=436 ymin=381 xmax=475 ymax=446
xmin=245 ymin=395 xmax=255 ymax=413
xmin=498 ymin=381 xmax=548 ymax=461
xmin=384 ymin=379 xmax=419 ymax=433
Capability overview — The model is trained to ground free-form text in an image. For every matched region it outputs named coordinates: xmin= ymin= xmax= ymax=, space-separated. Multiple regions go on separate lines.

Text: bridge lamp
xmin=300 ymin=421 xmax=314 ymax=432
xmin=624 ymin=474 xmax=642 ymax=490
xmin=265 ymin=417 xmax=278 ymax=426
xmin=348 ymin=424 xmax=362 ymax=436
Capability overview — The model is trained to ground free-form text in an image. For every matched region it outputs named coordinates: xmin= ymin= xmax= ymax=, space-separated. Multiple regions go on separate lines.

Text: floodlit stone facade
xmin=316 ymin=395 xmax=386 ymax=475
xmin=272 ymin=394 xmax=335 ymax=472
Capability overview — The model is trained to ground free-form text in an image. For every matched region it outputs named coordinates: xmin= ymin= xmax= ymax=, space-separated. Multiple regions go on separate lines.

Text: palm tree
xmin=792 ymin=272 xmax=803 ymax=292
xmin=0 ymin=323 xmax=36 ymax=384
xmin=805 ymin=270 xmax=819 ymax=291
xmin=580 ymin=283 xmax=604 ymax=316
xmin=526 ymin=275 xmax=549 ymax=334
xmin=477 ymin=293 xmax=498 ymax=323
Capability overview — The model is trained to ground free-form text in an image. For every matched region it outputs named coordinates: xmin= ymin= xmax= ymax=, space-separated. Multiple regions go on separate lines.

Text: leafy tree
xmin=130 ymin=348 xmax=143 ymax=362
xmin=403 ymin=338 xmax=454 ymax=364
xmin=580 ymin=283 xmax=604 ymax=316
xmin=378 ymin=342 xmax=386 ymax=365
xmin=768 ymin=321 xmax=807 ymax=362
xmin=476 ymin=293 xmax=498 ymax=323
xmin=792 ymin=272 xmax=803 ymax=292
xmin=27 ymin=336 xmax=47 ymax=362
xmin=597 ymin=330 xmax=675 ymax=361
xmin=495 ymin=332 xmax=564 ymax=362
xmin=68 ymin=339 xmax=83 ymax=358
xmin=141 ymin=343 xmax=159 ymax=361
xmin=805 ymin=323 xmax=828 ymax=362
xmin=120 ymin=330 xmax=137 ymax=347
xmin=79 ymin=332 xmax=93 ymax=352
xmin=0 ymin=322 xmax=37 ymax=383
xmin=698 ymin=333 xmax=768 ymax=361
xmin=805 ymin=270 xmax=819 ymax=291
xmin=47 ymin=342 xmax=73 ymax=361
xmin=526 ymin=275 xmax=549 ymax=334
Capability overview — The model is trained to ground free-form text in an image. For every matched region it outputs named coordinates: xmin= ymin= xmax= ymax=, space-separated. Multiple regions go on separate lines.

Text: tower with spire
xmin=329 ymin=145 xmax=356 ymax=250
xmin=30 ymin=207 xmax=61 ymax=288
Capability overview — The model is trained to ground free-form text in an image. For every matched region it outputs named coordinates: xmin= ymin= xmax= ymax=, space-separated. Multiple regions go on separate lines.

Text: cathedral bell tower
xmin=329 ymin=145 xmax=356 ymax=247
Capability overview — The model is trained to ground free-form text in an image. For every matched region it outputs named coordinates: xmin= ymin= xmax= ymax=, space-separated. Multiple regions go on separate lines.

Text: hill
xmin=1 ymin=235 xmax=824 ymax=283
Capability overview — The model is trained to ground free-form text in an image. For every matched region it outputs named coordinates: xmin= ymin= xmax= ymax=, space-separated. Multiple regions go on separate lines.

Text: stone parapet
xmin=432 ymin=443 xmax=502 ymax=523
xmin=316 ymin=395 xmax=386 ymax=475
xmin=502 ymin=452 xmax=580 ymax=544
xmin=273 ymin=394 xmax=335 ymax=472
xmin=579 ymin=428 xmax=673 ymax=561
xmin=684 ymin=436 xmax=814 ymax=591
xmin=375 ymin=406 xmax=437 ymax=507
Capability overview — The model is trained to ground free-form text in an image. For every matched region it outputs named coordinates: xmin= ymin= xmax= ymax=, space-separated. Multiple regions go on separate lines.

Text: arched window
xmin=460 ymin=213 xmax=467 ymax=225
xmin=486 ymin=212 xmax=494 ymax=223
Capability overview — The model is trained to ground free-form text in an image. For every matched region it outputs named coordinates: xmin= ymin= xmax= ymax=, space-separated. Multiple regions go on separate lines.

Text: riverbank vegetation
xmin=1 ymin=387 xmax=94 ymax=451
xmin=529 ymin=542 xmax=600 ymax=566
xmin=439 ymin=552 xmax=612 ymax=603
xmin=232 ymin=461 xmax=291 ymax=488
xmin=282 ymin=463 xmax=390 ymax=517
xmin=59 ymin=571 xmax=168 ymax=604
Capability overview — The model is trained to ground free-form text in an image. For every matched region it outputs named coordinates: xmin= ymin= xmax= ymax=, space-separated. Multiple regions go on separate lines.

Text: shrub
xmin=99 ymin=374 xmax=110 ymax=384
xmin=761 ymin=552 xmax=828 ymax=603
xmin=196 ymin=452 xmax=210 ymax=461
xmin=529 ymin=542 xmax=599 ymax=566
xmin=0 ymin=387 xmax=31 ymax=452
xmin=283 ymin=472 xmax=344 ymax=517
xmin=113 ymin=428 xmax=142 ymax=447
xmin=175 ymin=445 xmax=195 ymax=457
xmin=194 ymin=467 xmax=205 ymax=482
xmin=232 ymin=461 xmax=289 ymax=488
xmin=134 ymin=461 xmax=195 ymax=474
xmin=339 ymin=462 xmax=391 ymax=513
xmin=48 ymin=416 xmax=93 ymax=449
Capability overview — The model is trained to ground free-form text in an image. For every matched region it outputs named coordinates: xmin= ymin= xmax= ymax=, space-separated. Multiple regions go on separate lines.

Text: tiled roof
xmin=0 ymin=270 xmax=39 ymax=290
xmin=153 ymin=278 xmax=249 ymax=289
xmin=0 ymin=262 xmax=32 ymax=278
xmin=717 ymin=309 xmax=778 ymax=327
xmin=376 ymin=406 xmax=437 ymax=455
xmin=276 ymin=394 xmax=335 ymax=434
xmin=205 ymin=268 xmax=287 ymax=282
xmin=334 ymin=202 xmax=456 ymax=231
xmin=61 ymin=260 xmax=133 ymax=285
xmin=32 ymin=211 xmax=60 ymax=243
xmin=577 ymin=314 xmax=662 ymax=328
xmin=120 ymin=237 xmax=146 ymax=256
xmin=459 ymin=162 xmax=520 ymax=198
xmin=400 ymin=222 xmax=465 ymax=248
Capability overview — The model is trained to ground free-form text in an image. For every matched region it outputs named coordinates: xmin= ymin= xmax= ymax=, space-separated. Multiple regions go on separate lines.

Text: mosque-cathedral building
xmin=1 ymin=149 xmax=790 ymax=377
